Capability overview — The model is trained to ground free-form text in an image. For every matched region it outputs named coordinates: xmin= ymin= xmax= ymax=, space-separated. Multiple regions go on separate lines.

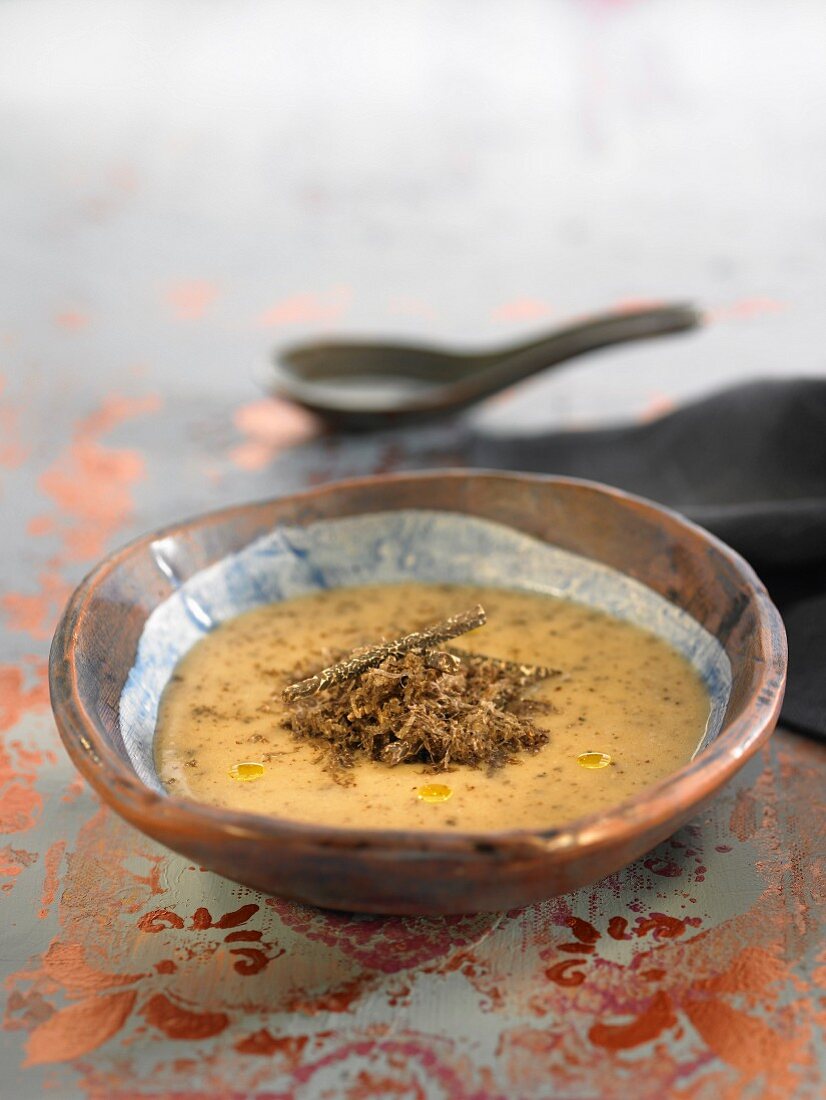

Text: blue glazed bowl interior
xmin=120 ymin=510 xmax=732 ymax=794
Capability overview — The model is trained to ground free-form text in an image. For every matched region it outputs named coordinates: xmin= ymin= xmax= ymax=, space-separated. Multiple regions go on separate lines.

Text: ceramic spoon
xmin=266 ymin=303 xmax=701 ymax=430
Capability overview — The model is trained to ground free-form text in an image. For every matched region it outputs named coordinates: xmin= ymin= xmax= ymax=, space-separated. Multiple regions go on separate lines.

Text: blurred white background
xmin=1 ymin=0 xmax=824 ymax=430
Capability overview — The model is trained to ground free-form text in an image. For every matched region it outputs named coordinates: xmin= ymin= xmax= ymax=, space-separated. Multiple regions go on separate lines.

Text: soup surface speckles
xmin=154 ymin=583 xmax=710 ymax=831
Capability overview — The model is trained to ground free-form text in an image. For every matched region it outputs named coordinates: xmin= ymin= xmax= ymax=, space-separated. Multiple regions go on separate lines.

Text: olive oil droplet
xmin=417 ymin=783 xmax=453 ymax=803
xmin=229 ymin=761 xmax=265 ymax=781
xmin=577 ymin=751 xmax=612 ymax=769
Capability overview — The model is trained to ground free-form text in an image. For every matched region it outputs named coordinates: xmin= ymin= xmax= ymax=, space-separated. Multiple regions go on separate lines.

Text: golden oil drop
xmin=577 ymin=751 xmax=612 ymax=769
xmin=417 ymin=783 xmax=453 ymax=803
xmin=229 ymin=761 xmax=265 ymax=781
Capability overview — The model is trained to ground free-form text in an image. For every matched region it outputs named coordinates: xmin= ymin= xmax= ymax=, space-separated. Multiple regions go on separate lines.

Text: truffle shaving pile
xmin=284 ymin=646 xmax=557 ymax=783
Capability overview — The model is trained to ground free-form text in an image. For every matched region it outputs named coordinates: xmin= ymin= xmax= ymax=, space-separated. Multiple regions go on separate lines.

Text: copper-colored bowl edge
xmin=49 ymin=471 xmax=787 ymax=912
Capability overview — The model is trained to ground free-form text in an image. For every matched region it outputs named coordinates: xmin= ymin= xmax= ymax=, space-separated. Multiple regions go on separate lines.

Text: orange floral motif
xmin=234 ymin=1030 xmax=308 ymax=1059
xmin=24 ymin=990 xmax=138 ymax=1066
xmin=140 ymin=994 xmax=230 ymax=1041
xmin=588 ymin=991 xmax=678 ymax=1050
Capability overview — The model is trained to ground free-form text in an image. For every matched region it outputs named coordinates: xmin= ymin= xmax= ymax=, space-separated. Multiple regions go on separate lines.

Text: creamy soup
xmin=154 ymin=583 xmax=710 ymax=831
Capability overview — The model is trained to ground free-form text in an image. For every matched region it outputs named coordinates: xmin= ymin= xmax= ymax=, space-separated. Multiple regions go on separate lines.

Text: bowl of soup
xmin=49 ymin=471 xmax=786 ymax=914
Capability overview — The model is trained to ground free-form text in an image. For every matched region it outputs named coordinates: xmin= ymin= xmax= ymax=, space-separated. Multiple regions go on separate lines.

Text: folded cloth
xmin=470 ymin=378 xmax=826 ymax=739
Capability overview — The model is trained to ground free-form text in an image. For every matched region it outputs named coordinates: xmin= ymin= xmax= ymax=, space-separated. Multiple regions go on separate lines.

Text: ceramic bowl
xmin=49 ymin=472 xmax=786 ymax=915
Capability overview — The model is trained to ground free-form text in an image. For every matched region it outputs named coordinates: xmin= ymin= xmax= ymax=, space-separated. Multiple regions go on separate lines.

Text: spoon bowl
xmin=268 ymin=303 xmax=701 ymax=429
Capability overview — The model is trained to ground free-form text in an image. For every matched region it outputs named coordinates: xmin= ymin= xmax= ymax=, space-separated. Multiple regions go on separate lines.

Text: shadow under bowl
xmin=49 ymin=471 xmax=786 ymax=915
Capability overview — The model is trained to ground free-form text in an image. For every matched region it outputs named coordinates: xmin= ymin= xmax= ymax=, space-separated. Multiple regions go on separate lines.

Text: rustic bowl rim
xmin=50 ymin=470 xmax=787 ymax=863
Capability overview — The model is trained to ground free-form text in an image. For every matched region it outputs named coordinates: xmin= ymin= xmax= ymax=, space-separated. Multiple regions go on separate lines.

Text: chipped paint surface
xmin=257 ymin=287 xmax=352 ymax=328
xmin=229 ymin=399 xmax=322 ymax=471
xmin=163 ymin=281 xmax=220 ymax=321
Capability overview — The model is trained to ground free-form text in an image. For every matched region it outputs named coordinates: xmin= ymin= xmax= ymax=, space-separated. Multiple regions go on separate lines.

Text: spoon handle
xmin=477 ymin=303 xmax=701 ymax=389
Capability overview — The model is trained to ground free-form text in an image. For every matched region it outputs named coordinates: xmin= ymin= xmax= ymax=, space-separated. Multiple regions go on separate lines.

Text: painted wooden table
xmin=1 ymin=2 xmax=825 ymax=1096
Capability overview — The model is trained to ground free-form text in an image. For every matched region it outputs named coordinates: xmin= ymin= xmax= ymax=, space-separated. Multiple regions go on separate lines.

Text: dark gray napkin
xmin=470 ymin=378 xmax=826 ymax=739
